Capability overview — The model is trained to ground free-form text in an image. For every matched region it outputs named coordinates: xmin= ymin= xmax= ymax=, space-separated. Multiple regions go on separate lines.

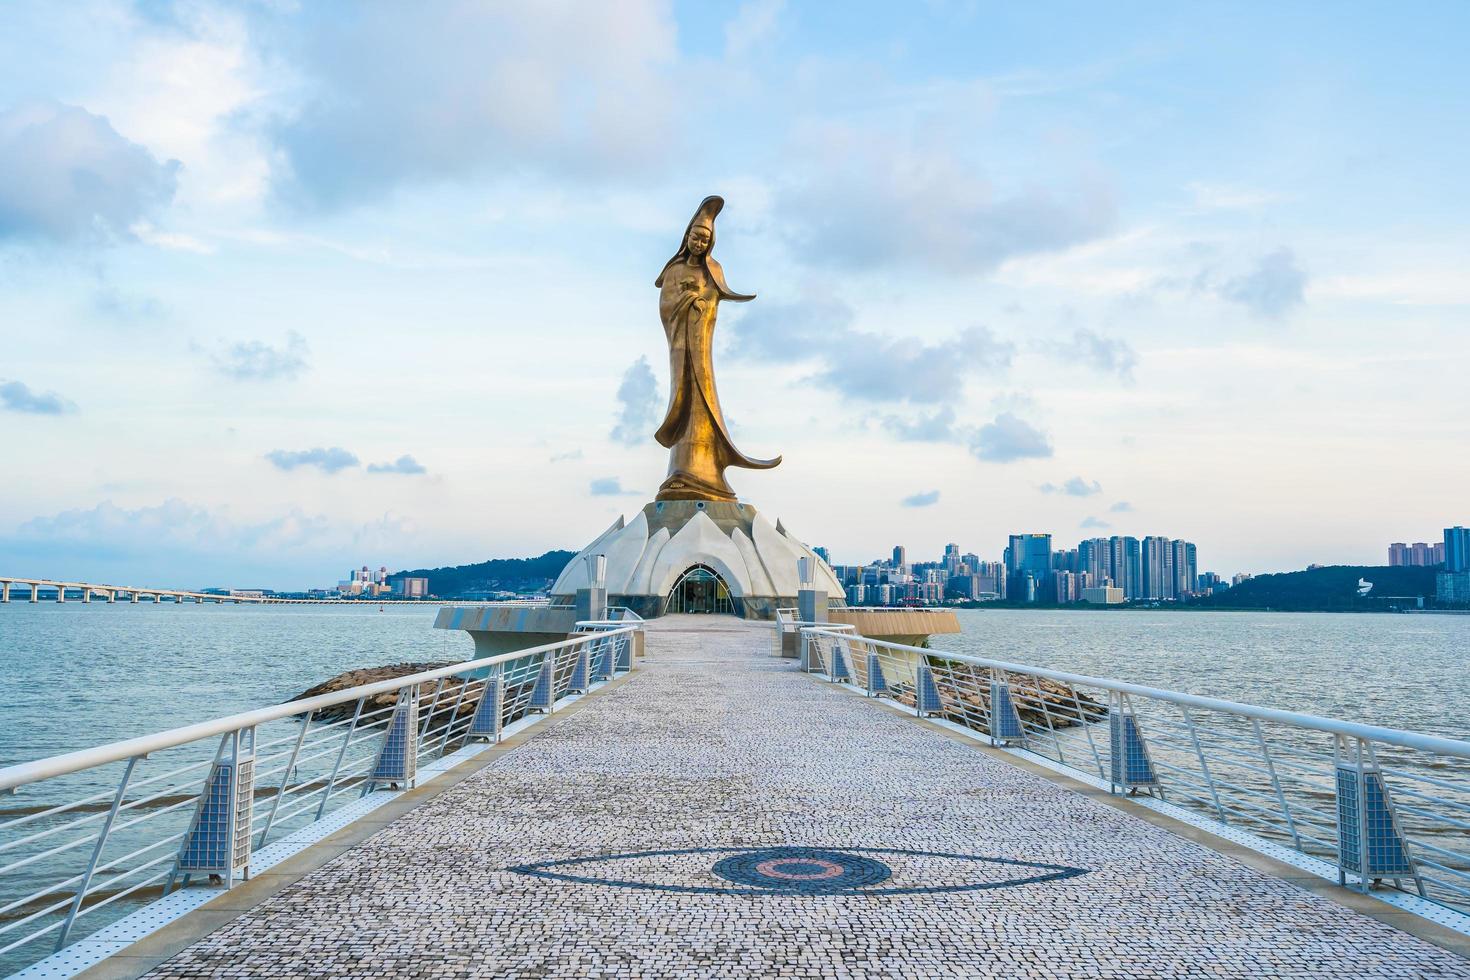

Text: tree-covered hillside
xmin=388 ymin=550 xmax=575 ymax=597
xmin=1189 ymin=565 xmax=1439 ymax=612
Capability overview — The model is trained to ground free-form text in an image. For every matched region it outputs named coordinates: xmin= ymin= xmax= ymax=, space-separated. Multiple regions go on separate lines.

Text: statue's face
xmin=686 ymin=226 xmax=711 ymax=256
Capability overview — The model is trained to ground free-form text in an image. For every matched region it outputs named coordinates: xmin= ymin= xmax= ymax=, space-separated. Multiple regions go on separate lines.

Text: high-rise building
xmin=1108 ymin=536 xmax=1141 ymax=600
xmin=1005 ymin=534 xmax=1052 ymax=602
xmin=396 ymin=577 xmax=429 ymax=598
xmin=1054 ymin=570 xmax=1080 ymax=603
xmin=1141 ymin=536 xmax=1176 ymax=600
xmin=1391 ymin=541 xmax=1447 ymax=567
xmin=1171 ymin=540 xmax=1197 ymax=598
xmin=1445 ymin=527 xmax=1470 ymax=573
xmin=892 ymin=545 xmax=907 ymax=570
xmin=1197 ymin=571 xmax=1226 ymax=594
xmin=973 ymin=561 xmax=1006 ymax=599
xmin=1079 ymin=538 xmax=1111 ymax=585
xmin=814 ymin=545 xmax=831 ymax=564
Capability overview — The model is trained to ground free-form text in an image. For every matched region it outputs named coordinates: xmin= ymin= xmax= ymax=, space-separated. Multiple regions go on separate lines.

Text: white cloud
xmin=0 ymin=100 xmax=178 ymax=244
xmin=265 ymin=447 xmax=359 ymax=474
xmin=90 ymin=1 xmax=274 ymax=211
xmin=1219 ymin=247 xmax=1307 ymax=319
xmin=366 ymin=455 xmax=427 ymax=476
xmin=1040 ymin=477 xmax=1102 ymax=497
xmin=882 ymin=407 xmax=958 ymax=442
xmin=3 ymin=498 xmax=422 ymax=587
xmin=1046 ymin=328 xmax=1138 ymax=381
xmin=610 ymin=356 xmax=660 ymax=447
xmin=780 ymin=122 xmax=1115 ymax=274
xmin=901 ymin=489 xmax=941 ymax=508
xmin=969 ymin=412 xmax=1053 ymax=463
xmin=213 ymin=332 xmax=309 ymax=381
xmin=11 ymin=498 xmax=331 ymax=558
xmin=590 ymin=477 xmax=639 ymax=496
xmin=0 ymin=380 xmax=76 ymax=415
xmin=724 ymin=0 xmax=785 ymax=57
xmin=131 ymin=221 xmax=215 ymax=254
xmin=264 ymin=1 xmax=679 ymax=208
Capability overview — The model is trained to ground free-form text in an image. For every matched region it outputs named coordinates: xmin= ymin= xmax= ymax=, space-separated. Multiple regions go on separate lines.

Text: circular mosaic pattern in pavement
xmin=711 ymin=847 xmax=892 ymax=893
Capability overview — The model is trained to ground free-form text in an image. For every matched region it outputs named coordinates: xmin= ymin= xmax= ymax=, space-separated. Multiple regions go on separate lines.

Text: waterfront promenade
xmin=116 ymin=617 xmax=1467 ymax=978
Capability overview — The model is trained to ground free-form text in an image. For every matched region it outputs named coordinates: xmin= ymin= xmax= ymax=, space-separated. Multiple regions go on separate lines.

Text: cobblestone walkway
xmin=149 ymin=617 xmax=1470 ymax=979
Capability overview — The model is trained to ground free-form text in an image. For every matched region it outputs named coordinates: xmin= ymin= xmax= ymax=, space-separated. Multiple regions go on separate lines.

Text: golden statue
xmin=653 ymin=196 xmax=780 ymax=501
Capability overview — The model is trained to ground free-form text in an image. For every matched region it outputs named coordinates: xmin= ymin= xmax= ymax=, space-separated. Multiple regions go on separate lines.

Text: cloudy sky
xmin=2 ymin=1 xmax=1466 ymax=588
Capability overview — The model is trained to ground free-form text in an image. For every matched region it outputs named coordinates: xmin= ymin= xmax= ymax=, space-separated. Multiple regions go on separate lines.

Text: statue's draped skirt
xmin=654 ymin=268 xmax=774 ymax=501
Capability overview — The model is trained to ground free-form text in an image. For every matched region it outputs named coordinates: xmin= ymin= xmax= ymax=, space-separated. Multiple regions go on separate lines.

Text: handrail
xmin=802 ymin=628 xmax=1470 ymax=761
xmin=0 ymin=627 xmax=636 ymax=793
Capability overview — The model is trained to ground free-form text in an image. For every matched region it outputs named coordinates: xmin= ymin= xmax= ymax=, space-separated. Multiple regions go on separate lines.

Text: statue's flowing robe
xmin=654 ymin=254 xmax=779 ymax=500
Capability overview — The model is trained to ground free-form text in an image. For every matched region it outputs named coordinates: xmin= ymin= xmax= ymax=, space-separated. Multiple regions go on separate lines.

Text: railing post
xmin=56 ymin=755 xmax=140 ymax=949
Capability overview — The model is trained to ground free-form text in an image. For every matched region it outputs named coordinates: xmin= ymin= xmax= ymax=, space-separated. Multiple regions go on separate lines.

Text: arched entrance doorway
xmin=666 ymin=565 xmax=735 ymax=615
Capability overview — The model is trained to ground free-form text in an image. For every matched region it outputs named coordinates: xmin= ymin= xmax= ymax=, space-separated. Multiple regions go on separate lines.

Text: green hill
xmin=1189 ymin=564 xmax=1438 ymax=612
xmin=388 ymin=550 xmax=575 ymax=598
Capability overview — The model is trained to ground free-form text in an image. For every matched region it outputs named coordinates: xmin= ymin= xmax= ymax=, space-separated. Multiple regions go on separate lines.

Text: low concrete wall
xmin=434 ymin=605 xmax=581 ymax=634
xmin=434 ymin=604 xmax=647 ymax=660
xmin=828 ymin=608 xmax=961 ymax=647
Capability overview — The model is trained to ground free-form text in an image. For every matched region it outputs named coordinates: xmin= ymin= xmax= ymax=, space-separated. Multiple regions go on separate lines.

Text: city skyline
xmin=4 ymin=3 xmax=1470 ymax=588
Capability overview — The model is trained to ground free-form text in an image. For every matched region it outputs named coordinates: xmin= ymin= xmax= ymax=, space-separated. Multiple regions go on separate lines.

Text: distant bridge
xmin=0 ymin=577 xmax=462 ymax=605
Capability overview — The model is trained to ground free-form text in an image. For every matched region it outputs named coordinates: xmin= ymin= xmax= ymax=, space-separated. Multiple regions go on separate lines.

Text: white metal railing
xmin=0 ymin=626 xmax=639 ymax=975
xmin=799 ymin=627 xmax=1470 ymax=919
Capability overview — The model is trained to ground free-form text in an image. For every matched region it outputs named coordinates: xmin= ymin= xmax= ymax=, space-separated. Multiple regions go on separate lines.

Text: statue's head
xmin=685 ymin=222 xmax=712 ymax=257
